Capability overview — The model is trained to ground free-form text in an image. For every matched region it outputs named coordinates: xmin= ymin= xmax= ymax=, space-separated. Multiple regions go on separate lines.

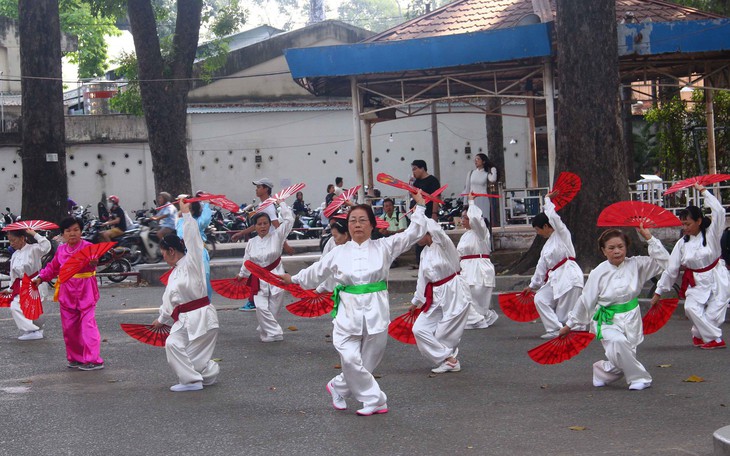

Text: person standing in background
xmin=410 ymin=160 xmax=440 ymax=263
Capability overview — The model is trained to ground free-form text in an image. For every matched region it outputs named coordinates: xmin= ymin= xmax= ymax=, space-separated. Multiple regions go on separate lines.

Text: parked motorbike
xmin=96 ymin=246 xmax=133 ymax=283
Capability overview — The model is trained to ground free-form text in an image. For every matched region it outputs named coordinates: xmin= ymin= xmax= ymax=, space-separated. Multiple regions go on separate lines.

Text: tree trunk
xmin=555 ymin=0 xmax=628 ymax=268
xmin=486 ymin=97 xmax=504 ymax=226
xmin=19 ymin=0 xmax=68 ymax=222
xmin=127 ymin=0 xmax=203 ymax=198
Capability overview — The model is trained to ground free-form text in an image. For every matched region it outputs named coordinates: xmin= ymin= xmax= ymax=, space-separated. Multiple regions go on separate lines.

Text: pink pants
xmin=59 ymin=303 xmax=103 ymax=364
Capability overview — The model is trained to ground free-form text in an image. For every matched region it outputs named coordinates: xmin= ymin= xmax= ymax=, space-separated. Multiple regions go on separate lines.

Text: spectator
xmin=292 ymin=191 xmax=308 ymax=216
xmin=151 ymin=192 xmax=178 ymax=239
xmin=463 ymin=153 xmax=498 ymax=228
xmin=325 ymin=184 xmax=336 ymax=206
xmin=334 ymin=177 xmax=344 ymax=196
xmin=99 ymin=195 xmax=127 ymax=242
xmin=379 ymin=198 xmax=406 ymax=237
xmin=410 ymin=160 xmax=441 ymax=263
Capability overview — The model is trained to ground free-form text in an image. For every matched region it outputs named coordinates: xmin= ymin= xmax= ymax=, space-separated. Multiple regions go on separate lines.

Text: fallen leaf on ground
xmin=212 ymin=358 xmax=223 ymax=362
xmin=287 ymin=325 xmax=298 ymax=331
xmin=684 ymin=375 xmax=705 ymax=383
xmin=374 ymin=374 xmax=382 ymax=379
xmin=569 ymin=426 xmax=587 ymax=431
xmin=334 ymin=364 xmax=341 ymax=369
xmin=658 ymin=364 xmax=672 ymax=368
xmin=19 ymin=380 xmax=32 ymax=384
xmin=540 ymin=384 xmax=548 ymax=389
xmin=269 ymin=386 xmax=277 ymax=391
xmin=107 ymin=379 xmax=119 ymax=383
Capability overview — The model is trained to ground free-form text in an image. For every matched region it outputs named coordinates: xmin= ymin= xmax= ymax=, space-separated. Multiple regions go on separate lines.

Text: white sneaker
xmin=592 ymin=376 xmax=606 ymax=387
xmin=540 ymin=331 xmax=559 ymax=340
xmin=431 ymin=359 xmax=461 ymax=374
xmin=628 ymin=381 xmax=651 ymax=391
xmin=356 ymin=403 xmax=388 ymax=416
xmin=170 ymin=382 xmax=203 ymax=392
xmin=465 ymin=319 xmax=489 ymax=330
xmin=18 ymin=330 xmax=43 ymax=341
xmin=326 ymin=381 xmax=347 ymax=410
xmin=484 ymin=312 xmax=499 ymax=327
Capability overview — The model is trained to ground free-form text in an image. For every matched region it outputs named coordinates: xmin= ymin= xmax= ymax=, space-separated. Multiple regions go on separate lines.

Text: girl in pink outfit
xmin=34 ymin=217 xmax=104 ymax=371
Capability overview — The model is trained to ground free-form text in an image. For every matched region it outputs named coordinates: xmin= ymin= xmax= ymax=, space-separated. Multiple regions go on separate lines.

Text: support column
xmin=350 ymin=77 xmax=365 ymax=201
xmin=543 ymin=61 xmax=557 ymax=185
xmin=705 ymin=76 xmax=717 ymax=175
xmin=364 ymin=120 xmax=374 ymax=196
xmin=527 ymin=94 xmax=538 ymax=187
xmin=431 ymin=103 xmax=441 ymax=180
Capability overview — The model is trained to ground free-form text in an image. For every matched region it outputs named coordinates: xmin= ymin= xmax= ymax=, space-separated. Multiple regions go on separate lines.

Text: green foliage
xmin=108 ymin=51 xmax=144 ymax=116
xmin=671 ymin=0 xmax=730 ymax=15
xmin=337 ymin=0 xmax=402 ymax=32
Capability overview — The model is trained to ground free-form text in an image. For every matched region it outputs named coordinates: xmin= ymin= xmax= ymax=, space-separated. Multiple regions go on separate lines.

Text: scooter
xmin=96 ymin=246 xmax=133 ymax=283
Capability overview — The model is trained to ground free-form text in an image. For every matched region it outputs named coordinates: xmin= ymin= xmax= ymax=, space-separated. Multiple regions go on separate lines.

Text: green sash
xmin=331 ymin=281 xmax=388 ymax=318
xmin=592 ymin=297 xmax=639 ymax=340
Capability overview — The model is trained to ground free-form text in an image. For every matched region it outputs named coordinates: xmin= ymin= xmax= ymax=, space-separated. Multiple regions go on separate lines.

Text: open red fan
xmin=3 ymin=220 xmax=59 ymax=232
xmin=377 ymin=173 xmax=445 ymax=205
xmin=498 ymin=291 xmax=539 ymax=322
xmin=642 ymin=298 xmax=679 ymax=335
xmin=550 ymin=172 xmax=581 ymax=211
xmin=286 ymin=293 xmax=335 ymax=318
xmin=324 ymin=185 xmax=362 ymax=218
xmin=195 ymin=192 xmax=240 ymax=213
xmin=211 ymin=277 xmax=251 ymax=300
xmin=0 ymin=294 xmax=11 ymax=307
xmin=664 ymin=174 xmax=730 ymax=195
xmin=58 ymin=242 xmax=115 ymax=283
xmin=375 ymin=218 xmax=390 ymax=229
xmin=459 ymin=193 xmax=500 ymax=198
xmin=388 ymin=308 xmax=422 ymax=344
xmin=273 ymin=183 xmax=306 ymax=202
xmin=244 ymin=260 xmax=312 ymax=297
xmin=159 ymin=268 xmax=174 ymax=286
xmin=597 ymin=201 xmax=681 ymax=228
xmin=527 ymin=331 xmax=595 ymax=365
xmin=20 ymin=274 xmax=42 ymax=320
xmin=120 ymin=323 xmax=171 ymax=347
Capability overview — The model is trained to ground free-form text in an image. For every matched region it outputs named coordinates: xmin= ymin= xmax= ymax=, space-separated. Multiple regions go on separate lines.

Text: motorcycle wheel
xmin=127 ymin=246 xmax=144 ymax=266
xmin=107 ymin=259 xmax=132 ymax=283
xmin=215 ymin=232 xmax=230 ymax=243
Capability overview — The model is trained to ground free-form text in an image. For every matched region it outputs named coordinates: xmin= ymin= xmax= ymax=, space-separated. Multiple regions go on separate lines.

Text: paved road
xmin=1 ymin=284 xmax=728 ymax=456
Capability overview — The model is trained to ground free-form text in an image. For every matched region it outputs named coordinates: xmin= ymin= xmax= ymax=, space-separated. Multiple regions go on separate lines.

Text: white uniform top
xmin=566 ymin=237 xmax=669 ymax=346
xmin=463 ymin=167 xmax=497 ymax=220
xmin=293 ymin=206 xmax=428 ymax=335
xmin=158 ymin=213 xmax=218 ymax=341
xmin=655 ymin=189 xmax=730 ymax=303
xmin=238 ymin=202 xmax=294 ymax=298
xmin=457 ymin=203 xmax=495 ymax=288
xmin=528 ymin=196 xmax=584 ymax=297
xmin=9 ymin=233 xmax=52 ymax=299
xmin=412 ymin=219 xmax=471 ymax=316
xmin=316 ymin=236 xmax=340 ymax=294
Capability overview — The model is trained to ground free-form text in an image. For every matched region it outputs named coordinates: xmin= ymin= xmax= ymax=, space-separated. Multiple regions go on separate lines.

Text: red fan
xmin=58 ymin=242 xmax=115 ymax=283
xmin=550 ymin=172 xmax=581 ymax=211
xmin=211 ymin=277 xmax=251 ymax=300
xmin=459 ymin=193 xmax=500 ymax=198
xmin=159 ymin=268 xmax=174 ymax=286
xmin=195 ymin=192 xmax=240 ymax=213
xmin=498 ymin=291 xmax=539 ymax=322
xmin=244 ymin=260 xmax=313 ymax=298
xmin=333 ymin=213 xmax=348 ymax=220
xmin=20 ymin=274 xmax=42 ymax=320
xmin=0 ymin=294 xmax=11 ymax=307
xmin=324 ymin=186 xmax=362 ymax=218
xmin=273 ymin=183 xmax=306 ymax=202
xmin=642 ymin=298 xmax=679 ymax=335
xmin=252 ymin=197 xmax=277 ymax=215
xmin=120 ymin=323 xmax=170 ymax=347
xmin=400 ymin=185 xmax=448 ymax=220
xmin=286 ymin=293 xmax=335 ymax=318
xmin=3 ymin=220 xmax=59 ymax=232
xmin=388 ymin=308 xmax=422 ymax=344
xmin=375 ymin=218 xmax=390 ymax=229
xmin=597 ymin=201 xmax=681 ymax=228
xmin=527 ymin=331 xmax=595 ymax=365
xmin=377 ymin=173 xmax=445 ymax=205
xmin=664 ymin=174 xmax=730 ymax=195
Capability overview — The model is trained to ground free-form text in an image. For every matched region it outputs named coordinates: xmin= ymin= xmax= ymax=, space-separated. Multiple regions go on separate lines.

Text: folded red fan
xmin=498 ymin=291 xmax=539 ymax=322
xmin=159 ymin=268 xmax=173 ymax=286
xmin=120 ymin=323 xmax=171 ymax=347
xmin=376 ymin=173 xmax=445 ymax=204
xmin=550 ymin=172 xmax=581 ymax=211
xmin=375 ymin=218 xmax=390 ymax=229
xmin=388 ymin=308 xmax=422 ymax=344
xmin=0 ymin=294 xmax=11 ymax=307
xmin=642 ymin=298 xmax=679 ymax=335
xmin=211 ymin=277 xmax=251 ymax=300
xmin=195 ymin=192 xmax=240 ymax=213
xmin=59 ymin=242 xmax=115 ymax=283
xmin=399 ymin=185 xmax=448 ymax=220
xmin=324 ymin=186 xmax=362 ymax=218
xmin=527 ymin=331 xmax=595 ymax=365
xmin=459 ymin=193 xmax=500 ymax=198
xmin=2 ymin=220 xmax=59 ymax=232
xmin=597 ymin=201 xmax=681 ymax=228
xmin=664 ymin=174 xmax=730 ymax=195
xmin=20 ymin=274 xmax=42 ymax=320
xmin=286 ymin=294 xmax=335 ymax=318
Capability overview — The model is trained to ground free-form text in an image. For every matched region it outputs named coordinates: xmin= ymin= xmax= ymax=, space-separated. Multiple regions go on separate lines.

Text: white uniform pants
xmin=254 ymin=292 xmax=285 ymax=342
xmin=465 ymin=285 xmax=497 ymax=325
xmin=10 ymin=296 xmax=39 ymax=333
xmin=165 ymin=328 xmax=220 ymax=385
xmin=593 ymin=326 xmax=651 ymax=385
xmin=330 ymin=322 xmax=388 ymax=408
xmin=413 ymin=304 xmax=469 ymax=366
xmin=685 ymin=291 xmax=727 ymax=342
xmin=535 ymin=285 xmax=582 ymax=333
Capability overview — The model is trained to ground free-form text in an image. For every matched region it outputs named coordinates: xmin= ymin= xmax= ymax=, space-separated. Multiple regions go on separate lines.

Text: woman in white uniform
xmin=153 ymin=201 xmax=220 ymax=392
xmin=281 ymin=192 xmax=427 ymax=416
xmin=458 ymin=196 xmax=498 ymax=330
xmin=2 ymin=229 xmax=51 ymax=340
xmin=411 ymin=218 xmax=471 ymax=373
xmin=561 ymin=226 xmax=669 ymax=391
xmin=652 ymin=183 xmax=730 ymax=350
xmin=237 ymin=202 xmax=294 ymax=342
xmin=524 ymin=193 xmax=584 ymax=338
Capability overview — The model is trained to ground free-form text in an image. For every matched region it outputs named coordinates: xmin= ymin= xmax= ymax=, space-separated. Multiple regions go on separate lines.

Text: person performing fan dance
xmin=152 ymin=201 xmax=219 ymax=392
xmin=410 ymin=218 xmax=472 ymax=373
xmin=280 ymin=192 xmax=428 ymax=416
xmin=524 ymin=192 xmax=584 ymax=339
xmin=34 ymin=218 xmax=104 ymax=370
xmin=458 ymin=194 xmax=498 ymax=330
xmin=560 ymin=226 xmax=669 ymax=391
xmin=3 ymin=229 xmax=51 ymax=340
xmin=652 ymin=183 xmax=730 ymax=350
xmin=237 ymin=200 xmax=294 ymax=342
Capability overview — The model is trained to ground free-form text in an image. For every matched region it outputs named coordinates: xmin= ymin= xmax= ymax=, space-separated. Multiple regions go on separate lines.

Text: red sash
xmin=171 ymin=296 xmax=210 ymax=322
xmin=246 ymin=257 xmax=281 ymax=298
xmin=679 ymin=257 xmax=720 ymax=298
xmin=423 ymin=272 xmax=458 ymax=313
xmin=461 ymin=254 xmax=490 ymax=260
xmin=544 ymin=257 xmax=576 ymax=282
xmin=10 ymin=271 xmax=38 ymax=299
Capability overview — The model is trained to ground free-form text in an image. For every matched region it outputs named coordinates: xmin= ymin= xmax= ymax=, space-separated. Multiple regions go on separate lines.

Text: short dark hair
xmin=531 ymin=213 xmax=550 ymax=229
xmin=335 ymin=177 xmax=343 ymax=186
xmin=252 ymin=212 xmax=271 ymax=225
xmin=598 ymin=229 xmax=630 ymax=251
xmin=348 ymin=204 xmax=377 ymax=233
xmin=60 ymin=216 xmax=83 ymax=232
xmin=411 ymin=159 xmax=427 ymax=171
xmin=160 ymin=234 xmax=185 ymax=254
xmin=327 ymin=184 xmax=334 ymax=192
xmin=330 ymin=218 xmax=348 ymax=235
xmin=190 ymin=201 xmax=202 ymax=219
xmin=383 ymin=198 xmax=395 ymax=206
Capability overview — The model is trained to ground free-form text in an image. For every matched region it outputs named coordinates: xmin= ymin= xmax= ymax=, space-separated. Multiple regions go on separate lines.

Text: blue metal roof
xmin=618 ymin=18 xmax=730 ymax=56
xmin=284 ymin=22 xmax=554 ymax=79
